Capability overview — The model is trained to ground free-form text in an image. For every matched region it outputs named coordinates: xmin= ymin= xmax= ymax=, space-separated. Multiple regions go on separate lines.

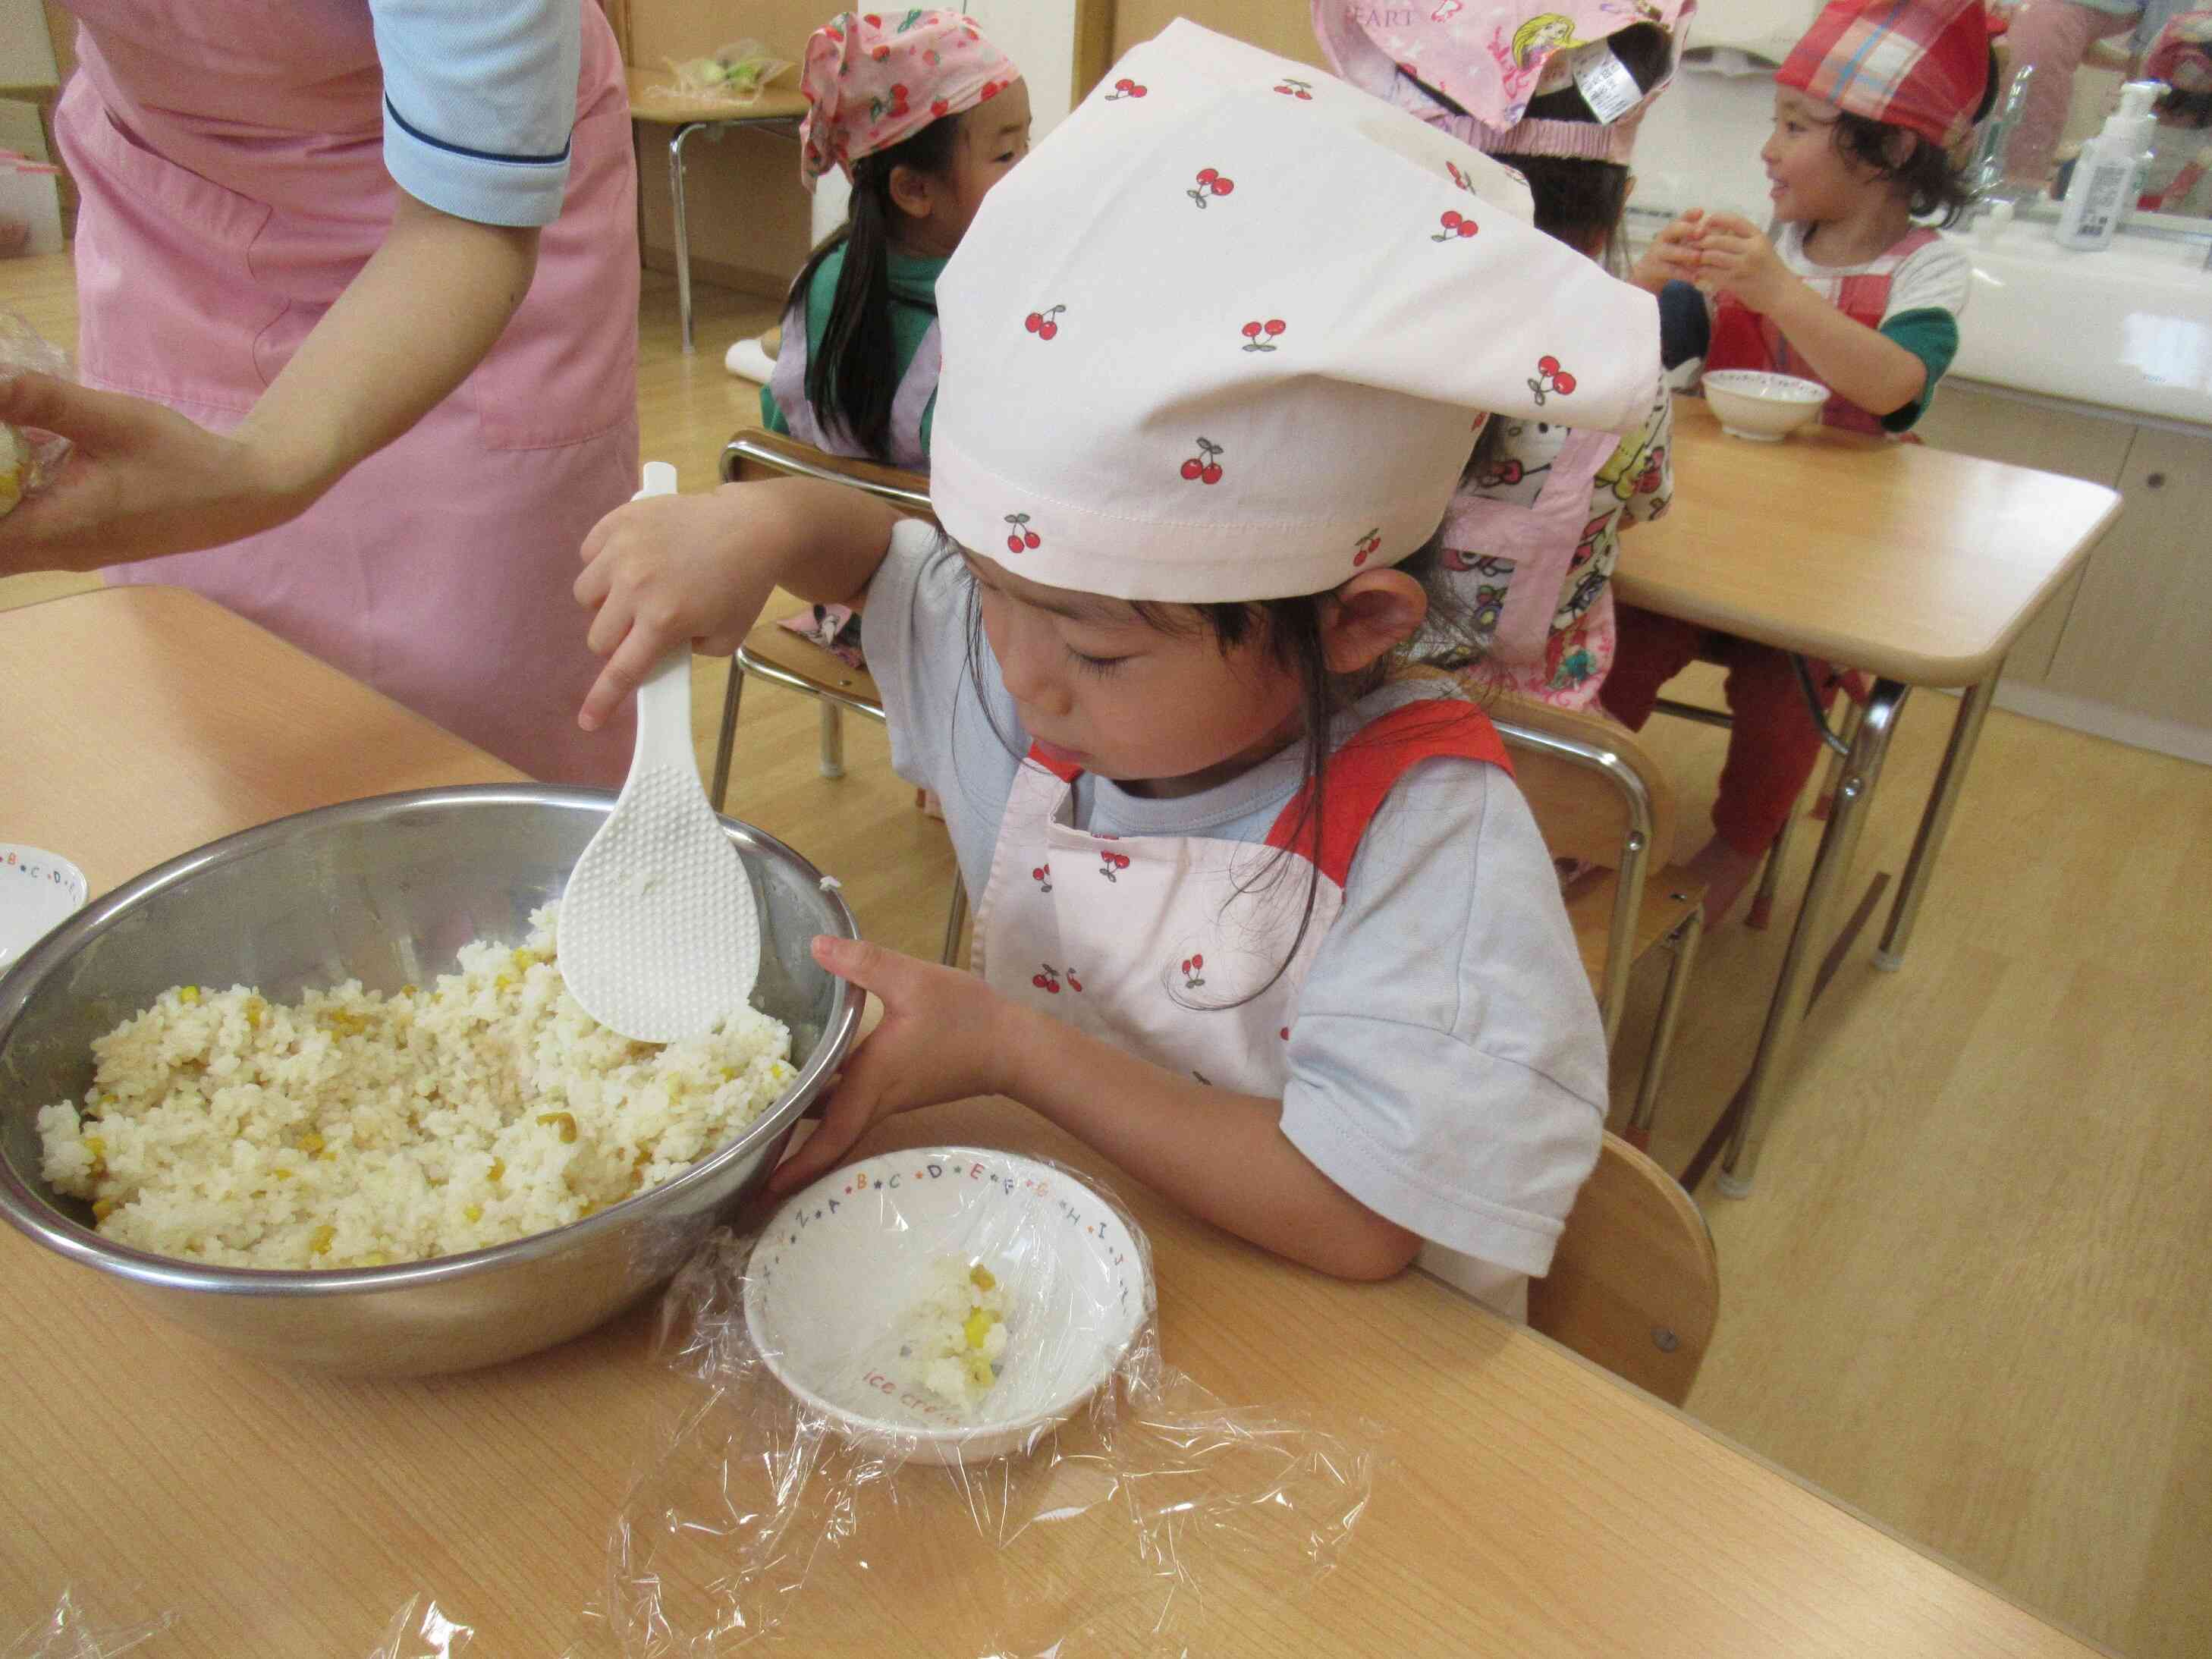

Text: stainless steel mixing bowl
xmin=0 ymin=787 xmax=862 ymax=1376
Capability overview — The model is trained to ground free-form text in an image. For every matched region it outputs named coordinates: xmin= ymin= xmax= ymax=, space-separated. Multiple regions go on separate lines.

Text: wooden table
xmin=1614 ymin=398 xmax=2122 ymax=1192
xmin=625 ymin=64 xmax=808 ymax=354
xmin=0 ymin=586 xmax=2111 ymax=1654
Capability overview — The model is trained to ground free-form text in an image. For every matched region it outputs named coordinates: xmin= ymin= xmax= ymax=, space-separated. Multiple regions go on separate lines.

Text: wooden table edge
xmin=1616 ymin=473 xmax=2122 ymax=687
xmin=624 ymin=64 xmax=807 ymax=127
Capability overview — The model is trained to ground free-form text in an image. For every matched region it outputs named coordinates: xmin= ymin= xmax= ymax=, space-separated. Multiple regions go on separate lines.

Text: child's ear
xmin=1319 ymin=570 xmax=1428 ymax=675
xmin=1881 ymin=129 xmax=1919 ymax=171
xmin=888 ymin=163 xmax=937 ymax=222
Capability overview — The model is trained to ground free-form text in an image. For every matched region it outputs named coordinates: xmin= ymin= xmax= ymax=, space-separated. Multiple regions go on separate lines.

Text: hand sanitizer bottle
xmin=2054 ymin=82 xmax=2162 ymax=250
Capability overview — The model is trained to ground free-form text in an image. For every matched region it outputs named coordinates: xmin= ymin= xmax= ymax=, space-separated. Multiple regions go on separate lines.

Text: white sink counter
xmin=1952 ymin=213 xmax=2212 ymax=427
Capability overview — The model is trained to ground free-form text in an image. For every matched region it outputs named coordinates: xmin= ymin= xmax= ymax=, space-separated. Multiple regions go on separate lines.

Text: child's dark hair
xmin=1827 ymin=46 xmax=1999 ymax=227
xmin=1487 ymin=23 xmax=1673 ymax=271
xmin=2157 ymin=84 xmax=2212 ymax=127
xmin=957 ymin=529 xmax=1487 ymax=1004
xmin=785 ymin=114 xmax=963 ymax=460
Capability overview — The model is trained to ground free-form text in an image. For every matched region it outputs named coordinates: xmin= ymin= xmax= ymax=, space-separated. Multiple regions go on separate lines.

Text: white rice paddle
xmin=561 ymin=460 xmax=760 ymax=1041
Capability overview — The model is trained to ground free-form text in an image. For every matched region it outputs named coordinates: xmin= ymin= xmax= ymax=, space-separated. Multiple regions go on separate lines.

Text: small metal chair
xmin=712 ymin=428 xmax=967 ymax=966
xmin=1489 ymin=695 xmax=1709 ymax=1151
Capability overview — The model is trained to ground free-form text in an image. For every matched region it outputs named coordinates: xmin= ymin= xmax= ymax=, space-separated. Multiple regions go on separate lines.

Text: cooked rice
xmin=36 ymin=906 xmax=794 ymax=1269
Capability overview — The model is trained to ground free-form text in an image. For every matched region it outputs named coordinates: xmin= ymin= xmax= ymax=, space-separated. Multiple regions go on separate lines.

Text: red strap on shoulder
xmin=1264 ymin=699 xmax=1513 ymax=889
xmin=1022 ymin=742 xmax=1084 ymax=783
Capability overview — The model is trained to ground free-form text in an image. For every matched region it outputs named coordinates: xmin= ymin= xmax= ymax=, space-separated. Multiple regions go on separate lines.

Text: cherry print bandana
xmin=799 ymin=10 xmax=1021 ymax=188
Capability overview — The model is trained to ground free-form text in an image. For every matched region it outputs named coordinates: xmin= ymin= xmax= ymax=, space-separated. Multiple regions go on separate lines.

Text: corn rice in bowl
xmin=37 ymin=907 xmax=797 ymax=1271
xmin=0 ymin=787 xmax=862 ymax=1375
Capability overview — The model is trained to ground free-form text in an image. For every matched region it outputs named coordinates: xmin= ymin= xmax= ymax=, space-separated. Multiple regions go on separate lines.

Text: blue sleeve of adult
xmin=1658 ymin=279 xmax=1711 ymax=371
xmin=372 ymin=0 xmax=579 ymax=228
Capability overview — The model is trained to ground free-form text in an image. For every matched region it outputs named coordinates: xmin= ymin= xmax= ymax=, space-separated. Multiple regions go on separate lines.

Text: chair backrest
xmin=1488 ymin=693 xmax=1682 ymax=875
xmin=1527 ymin=1132 xmax=1718 ymax=1406
xmin=721 ymin=426 xmax=936 ymax=520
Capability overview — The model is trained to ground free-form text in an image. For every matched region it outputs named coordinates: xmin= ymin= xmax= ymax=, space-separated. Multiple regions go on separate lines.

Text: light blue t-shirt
xmin=861 ymin=521 xmax=1608 ymax=1287
xmin=372 ymin=0 xmax=581 ymax=228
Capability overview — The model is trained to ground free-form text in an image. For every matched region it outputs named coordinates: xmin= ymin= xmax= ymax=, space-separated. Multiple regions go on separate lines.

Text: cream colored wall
xmin=630 ymin=1 xmax=832 ymax=300
xmin=632 ymin=1 xmax=1083 ymax=314
xmin=1109 ymin=0 xmax=1324 ymax=67
xmin=0 ymin=0 xmax=59 ymax=87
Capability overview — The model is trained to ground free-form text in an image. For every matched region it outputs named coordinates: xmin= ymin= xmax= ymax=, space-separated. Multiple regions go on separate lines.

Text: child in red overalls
xmin=1617 ymin=0 xmax=1992 ymax=925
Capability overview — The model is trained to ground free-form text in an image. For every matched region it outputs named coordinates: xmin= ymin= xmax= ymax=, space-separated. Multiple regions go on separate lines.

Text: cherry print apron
xmin=1706 ymin=227 xmax=1937 ymax=436
xmin=768 ymin=298 xmax=941 ymax=472
xmin=55 ymin=0 xmax=640 ymax=784
xmin=1441 ymin=424 xmax=1618 ymax=671
xmin=971 ymin=698 xmax=1530 ymax=1306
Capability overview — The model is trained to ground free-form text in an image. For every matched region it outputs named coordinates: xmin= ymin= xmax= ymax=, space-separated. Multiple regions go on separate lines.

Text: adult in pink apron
xmin=45 ymin=0 xmax=638 ymax=783
xmin=971 ymin=699 xmax=1533 ymax=1311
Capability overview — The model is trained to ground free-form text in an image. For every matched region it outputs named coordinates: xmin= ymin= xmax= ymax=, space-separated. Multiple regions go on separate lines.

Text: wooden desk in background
xmin=624 ymin=66 xmax=808 ymax=355
xmin=0 ymin=586 xmax=2110 ymax=1655
xmin=1615 ymin=398 xmax=2122 ymax=1192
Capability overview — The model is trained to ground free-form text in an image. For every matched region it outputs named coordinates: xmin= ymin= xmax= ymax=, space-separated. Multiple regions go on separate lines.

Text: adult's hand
xmin=0 ymin=373 xmax=315 ymax=574
xmin=0 ymin=192 xmax=538 ymax=580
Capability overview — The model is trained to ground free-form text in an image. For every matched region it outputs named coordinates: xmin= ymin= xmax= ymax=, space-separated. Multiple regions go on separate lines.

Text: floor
xmin=4 ymin=256 xmax=2208 ymax=1658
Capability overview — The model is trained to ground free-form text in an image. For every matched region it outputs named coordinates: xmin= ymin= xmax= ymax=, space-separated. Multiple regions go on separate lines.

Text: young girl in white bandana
xmin=578 ymin=24 xmax=1661 ymax=1315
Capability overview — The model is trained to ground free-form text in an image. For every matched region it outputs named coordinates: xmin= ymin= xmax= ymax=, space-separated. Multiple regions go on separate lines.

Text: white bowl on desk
xmin=744 ymin=1146 xmax=1152 ymax=1464
xmin=1703 ymin=370 xmax=1828 ymax=441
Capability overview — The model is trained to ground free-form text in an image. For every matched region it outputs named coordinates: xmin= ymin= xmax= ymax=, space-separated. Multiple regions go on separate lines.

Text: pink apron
xmin=1707 ymin=227 xmax=1938 ymax=436
xmin=970 ymin=699 xmax=1531 ymax=1310
xmin=55 ymin=0 xmax=639 ymax=784
xmin=1440 ymin=424 xmax=1617 ymax=699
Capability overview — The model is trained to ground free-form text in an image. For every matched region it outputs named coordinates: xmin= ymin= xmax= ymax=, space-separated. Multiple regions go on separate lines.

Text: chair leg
xmin=1745 ymin=809 xmax=1795 ymax=932
xmin=669 ymin=122 xmax=700 ymax=354
xmin=1813 ymin=696 xmax=1866 ymax=821
xmin=939 ymin=869 xmax=969 ymax=968
xmin=709 ymin=659 xmax=744 ymax=812
xmin=1625 ymin=906 xmax=1703 ymax=1151
xmin=818 ymin=702 xmax=845 ymax=779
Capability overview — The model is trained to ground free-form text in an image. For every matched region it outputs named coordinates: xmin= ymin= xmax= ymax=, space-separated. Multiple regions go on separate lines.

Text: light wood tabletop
xmin=624 ymin=64 xmax=807 ymax=129
xmin=1616 ymin=397 xmax=2123 ymax=687
xmin=0 ymin=586 xmax=2113 ymax=1655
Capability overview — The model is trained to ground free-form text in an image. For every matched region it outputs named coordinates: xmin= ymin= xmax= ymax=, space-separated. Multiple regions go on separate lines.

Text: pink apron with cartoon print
xmin=54 ymin=0 xmax=639 ymax=783
xmin=971 ymin=699 xmax=1529 ymax=1306
xmin=1441 ymin=423 xmax=1617 ymax=675
xmin=1707 ymin=227 xmax=1937 ymax=436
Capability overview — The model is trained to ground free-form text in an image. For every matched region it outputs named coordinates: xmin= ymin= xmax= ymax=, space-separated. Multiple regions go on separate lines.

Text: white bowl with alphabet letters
xmin=744 ymin=1145 xmax=1153 ymax=1463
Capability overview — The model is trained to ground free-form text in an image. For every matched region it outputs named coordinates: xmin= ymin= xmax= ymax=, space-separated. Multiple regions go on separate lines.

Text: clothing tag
xmin=1573 ymin=44 xmax=1643 ymax=125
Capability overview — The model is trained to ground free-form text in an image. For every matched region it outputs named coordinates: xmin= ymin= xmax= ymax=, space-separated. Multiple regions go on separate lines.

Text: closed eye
xmin=1068 ymin=648 xmax=1129 ymax=675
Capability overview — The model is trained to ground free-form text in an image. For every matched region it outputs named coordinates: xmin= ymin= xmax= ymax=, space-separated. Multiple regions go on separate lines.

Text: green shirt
xmin=760 ymin=244 xmax=947 ymax=459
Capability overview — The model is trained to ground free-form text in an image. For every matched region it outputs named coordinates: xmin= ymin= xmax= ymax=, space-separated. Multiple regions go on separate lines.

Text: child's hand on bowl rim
xmin=767 ymin=936 xmax=1018 ymax=1196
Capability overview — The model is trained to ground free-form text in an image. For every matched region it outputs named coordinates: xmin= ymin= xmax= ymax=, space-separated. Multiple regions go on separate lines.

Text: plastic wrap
xmin=594 ymin=1148 xmax=1380 ymax=1655
xmin=367 ymin=1597 xmax=473 ymax=1659
xmin=5 ymin=1591 xmax=172 ymax=1659
xmin=0 ymin=307 xmax=74 ymax=518
xmin=658 ymin=41 xmax=796 ymax=108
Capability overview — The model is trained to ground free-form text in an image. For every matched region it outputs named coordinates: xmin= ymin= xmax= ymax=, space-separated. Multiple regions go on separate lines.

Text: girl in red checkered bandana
xmin=1607 ymin=0 xmax=1998 ymax=927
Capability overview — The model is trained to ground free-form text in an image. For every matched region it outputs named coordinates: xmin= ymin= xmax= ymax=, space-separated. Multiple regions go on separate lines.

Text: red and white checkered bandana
xmin=2145 ymin=11 xmax=2212 ymax=95
xmin=1777 ymin=0 xmax=1990 ymax=152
